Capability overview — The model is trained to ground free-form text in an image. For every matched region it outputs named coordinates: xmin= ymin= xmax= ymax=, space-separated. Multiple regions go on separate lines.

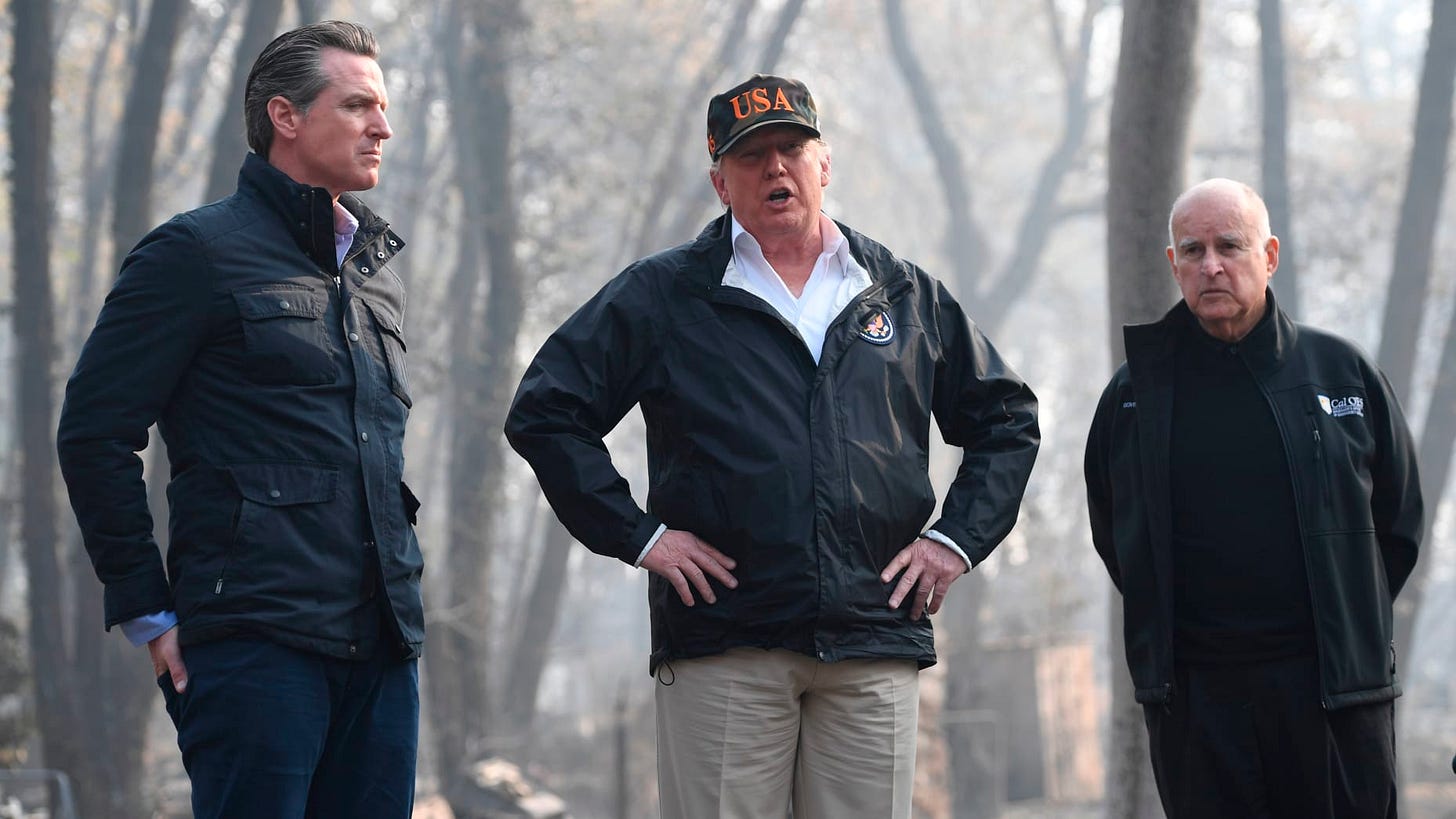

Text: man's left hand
xmin=881 ymin=538 xmax=968 ymax=620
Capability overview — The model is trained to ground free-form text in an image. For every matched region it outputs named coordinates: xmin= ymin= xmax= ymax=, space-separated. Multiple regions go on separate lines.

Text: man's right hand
xmin=640 ymin=528 xmax=738 ymax=606
xmin=148 ymin=626 xmax=188 ymax=692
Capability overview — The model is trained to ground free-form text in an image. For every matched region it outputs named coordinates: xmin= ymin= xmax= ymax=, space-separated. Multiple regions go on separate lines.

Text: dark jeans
xmin=1144 ymin=654 xmax=1397 ymax=819
xmin=158 ymin=635 xmax=418 ymax=819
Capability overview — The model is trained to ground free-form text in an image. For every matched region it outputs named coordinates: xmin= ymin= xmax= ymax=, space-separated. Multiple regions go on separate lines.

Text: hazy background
xmin=2 ymin=0 xmax=1454 ymax=816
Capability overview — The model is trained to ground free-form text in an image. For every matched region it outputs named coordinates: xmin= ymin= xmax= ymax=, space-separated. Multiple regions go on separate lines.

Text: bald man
xmin=1085 ymin=179 xmax=1422 ymax=817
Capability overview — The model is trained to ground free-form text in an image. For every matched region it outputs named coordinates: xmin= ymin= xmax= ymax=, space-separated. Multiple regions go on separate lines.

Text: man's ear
xmin=709 ymin=169 xmax=730 ymax=207
xmin=1264 ymin=235 xmax=1280 ymax=277
xmin=268 ymin=96 xmax=302 ymax=142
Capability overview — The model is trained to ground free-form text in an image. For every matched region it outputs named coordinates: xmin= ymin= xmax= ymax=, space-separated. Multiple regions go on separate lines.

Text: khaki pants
xmin=655 ymin=647 xmax=919 ymax=819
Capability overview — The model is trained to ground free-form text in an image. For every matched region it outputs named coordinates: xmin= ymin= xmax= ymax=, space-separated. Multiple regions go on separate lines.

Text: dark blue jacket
xmin=58 ymin=153 xmax=423 ymax=660
xmin=506 ymin=213 xmax=1039 ymax=673
xmin=1085 ymin=293 xmax=1422 ymax=709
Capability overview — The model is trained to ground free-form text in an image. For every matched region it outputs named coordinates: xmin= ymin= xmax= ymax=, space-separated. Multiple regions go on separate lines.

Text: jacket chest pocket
xmin=363 ymin=298 xmax=412 ymax=407
xmin=233 ymin=286 xmax=337 ymax=385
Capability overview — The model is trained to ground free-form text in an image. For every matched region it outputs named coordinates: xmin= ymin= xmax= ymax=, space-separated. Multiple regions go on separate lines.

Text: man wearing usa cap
xmin=506 ymin=74 xmax=1038 ymax=818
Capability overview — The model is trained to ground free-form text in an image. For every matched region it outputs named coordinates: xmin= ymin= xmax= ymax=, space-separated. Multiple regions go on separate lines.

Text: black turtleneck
xmin=1168 ymin=307 xmax=1316 ymax=665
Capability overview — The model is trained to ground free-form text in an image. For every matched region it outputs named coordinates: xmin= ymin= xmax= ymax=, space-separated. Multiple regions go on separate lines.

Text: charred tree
xmin=755 ymin=0 xmax=806 ymax=72
xmin=110 ymin=0 xmax=190 ymax=272
xmin=204 ymin=0 xmax=287 ymax=203
xmin=1372 ymin=0 xmax=1456 ymax=704
xmin=1104 ymin=0 xmax=1201 ymax=817
xmin=1379 ymin=1 xmax=1456 ymax=783
xmin=498 ymin=516 xmax=576 ymax=743
xmin=1259 ymin=0 xmax=1297 ymax=315
xmin=296 ymin=0 xmax=327 ymax=24
xmin=9 ymin=0 xmax=76 ymax=790
xmin=69 ymin=6 xmax=124 ymax=353
xmin=429 ymin=0 xmax=527 ymax=802
xmin=1378 ymin=0 xmax=1456 ymax=403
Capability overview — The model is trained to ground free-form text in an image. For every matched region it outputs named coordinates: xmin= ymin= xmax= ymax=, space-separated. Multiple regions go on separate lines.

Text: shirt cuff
xmin=634 ymin=523 xmax=668 ymax=568
xmin=924 ymin=529 xmax=972 ymax=574
xmin=119 ymin=610 xmax=178 ymax=647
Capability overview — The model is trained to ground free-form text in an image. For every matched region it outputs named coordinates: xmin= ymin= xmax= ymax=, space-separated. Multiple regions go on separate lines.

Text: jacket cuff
xmin=103 ymin=568 xmax=173 ymax=630
xmin=923 ymin=530 xmax=973 ymax=573
xmin=624 ymin=513 xmax=665 ymax=566
xmin=927 ymin=517 xmax=980 ymax=567
xmin=634 ymin=524 xmax=668 ymax=568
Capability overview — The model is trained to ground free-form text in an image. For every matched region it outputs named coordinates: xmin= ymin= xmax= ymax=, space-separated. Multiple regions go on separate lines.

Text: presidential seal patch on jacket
xmin=859 ymin=310 xmax=894 ymax=345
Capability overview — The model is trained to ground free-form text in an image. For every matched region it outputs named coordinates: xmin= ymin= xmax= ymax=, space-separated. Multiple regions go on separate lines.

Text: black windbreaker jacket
xmin=506 ymin=213 xmax=1039 ymax=672
xmin=1085 ymin=293 xmax=1422 ymax=709
xmin=58 ymin=153 xmax=424 ymax=660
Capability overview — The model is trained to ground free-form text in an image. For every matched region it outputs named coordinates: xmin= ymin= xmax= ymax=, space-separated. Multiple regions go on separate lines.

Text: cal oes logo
xmin=1317 ymin=393 xmax=1364 ymax=418
xmin=859 ymin=310 xmax=895 ymax=345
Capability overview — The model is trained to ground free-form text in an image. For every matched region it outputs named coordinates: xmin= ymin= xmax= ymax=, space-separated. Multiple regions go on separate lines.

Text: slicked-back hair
xmin=245 ymin=20 xmax=378 ymax=159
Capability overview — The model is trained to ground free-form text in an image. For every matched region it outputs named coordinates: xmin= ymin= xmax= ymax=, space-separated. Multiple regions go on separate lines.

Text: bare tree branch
xmin=884 ymin=0 xmax=989 ymax=287
xmin=1043 ymin=0 xmax=1070 ymax=77
xmin=755 ymin=0 xmax=807 ymax=72
xmin=624 ymin=0 xmax=758 ymax=261
xmin=980 ymin=0 xmax=1104 ymax=334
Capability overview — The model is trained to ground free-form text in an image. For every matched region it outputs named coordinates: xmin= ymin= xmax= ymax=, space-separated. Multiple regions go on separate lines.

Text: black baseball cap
xmin=706 ymin=74 xmax=820 ymax=159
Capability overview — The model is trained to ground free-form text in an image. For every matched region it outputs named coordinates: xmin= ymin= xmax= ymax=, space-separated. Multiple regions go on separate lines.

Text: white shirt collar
xmin=722 ymin=213 xmax=866 ymax=292
xmin=719 ymin=212 xmax=872 ymax=364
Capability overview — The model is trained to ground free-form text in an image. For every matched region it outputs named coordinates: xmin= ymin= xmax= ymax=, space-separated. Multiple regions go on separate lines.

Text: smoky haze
xmin=2 ymin=1 xmax=1453 ymax=817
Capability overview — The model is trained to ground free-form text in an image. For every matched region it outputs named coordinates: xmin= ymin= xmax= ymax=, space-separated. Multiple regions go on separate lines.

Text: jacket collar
xmin=1125 ymin=287 xmax=1294 ymax=379
xmin=236 ymin=152 xmax=400 ymax=272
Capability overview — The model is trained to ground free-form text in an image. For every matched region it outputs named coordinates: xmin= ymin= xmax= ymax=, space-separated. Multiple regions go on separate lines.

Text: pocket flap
xmin=363 ymin=299 xmax=406 ymax=348
xmin=227 ymin=462 xmax=339 ymax=505
xmin=234 ymin=288 xmax=326 ymax=321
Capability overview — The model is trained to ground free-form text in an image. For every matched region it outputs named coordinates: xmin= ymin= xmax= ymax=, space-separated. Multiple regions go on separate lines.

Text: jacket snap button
xmin=360 ymin=432 xmax=369 ymax=442
xmin=349 ymin=644 xmax=357 ymax=655
xmin=360 ymin=266 xmax=370 ymax=273
xmin=278 ymin=300 xmax=290 ymax=309
xmin=376 ymin=251 xmax=385 ymax=259
xmin=268 ymin=489 xmax=281 ymax=499
xmin=348 ymin=332 xmax=359 ymax=342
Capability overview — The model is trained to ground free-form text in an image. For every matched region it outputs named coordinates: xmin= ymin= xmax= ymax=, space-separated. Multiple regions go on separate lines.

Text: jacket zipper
xmin=1254 ymin=371 xmax=1331 ymax=709
xmin=1309 ymin=410 xmax=1333 ymax=510
xmin=215 ymin=499 xmax=247 ymax=594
